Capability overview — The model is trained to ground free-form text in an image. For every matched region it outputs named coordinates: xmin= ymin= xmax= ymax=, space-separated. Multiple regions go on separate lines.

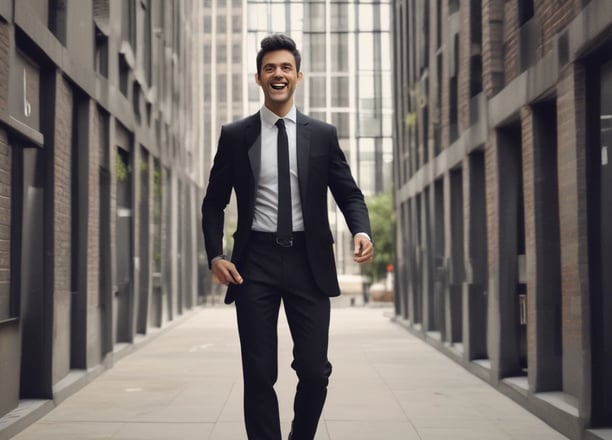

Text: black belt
xmin=250 ymin=231 xmax=305 ymax=248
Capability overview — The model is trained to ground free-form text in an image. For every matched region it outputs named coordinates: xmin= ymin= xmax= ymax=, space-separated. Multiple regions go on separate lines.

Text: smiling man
xmin=201 ymin=34 xmax=373 ymax=440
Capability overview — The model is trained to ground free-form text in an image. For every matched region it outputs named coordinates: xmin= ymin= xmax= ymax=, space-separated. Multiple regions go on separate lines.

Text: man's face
xmin=255 ymin=49 xmax=303 ymax=112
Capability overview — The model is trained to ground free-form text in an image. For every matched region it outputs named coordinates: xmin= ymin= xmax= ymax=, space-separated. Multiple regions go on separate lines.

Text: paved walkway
xmin=11 ymin=305 xmax=568 ymax=440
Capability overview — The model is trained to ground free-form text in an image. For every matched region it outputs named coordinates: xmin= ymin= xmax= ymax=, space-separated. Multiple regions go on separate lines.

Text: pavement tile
xmin=11 ymin=421 xmax=123 ymax=440
xmin=326 ymin=421 xmax=420 ymax=440
xmin=112 ymin=422 xmax=214 ymax=440
xmin=10 ymin=306 xmax=569 ymax=440
xmin=417 ymin=426 xmax=514 ymax=440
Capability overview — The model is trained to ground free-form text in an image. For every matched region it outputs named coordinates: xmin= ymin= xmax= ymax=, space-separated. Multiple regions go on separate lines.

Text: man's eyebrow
xmin=263 ymin=62 xmax=294 ymax=68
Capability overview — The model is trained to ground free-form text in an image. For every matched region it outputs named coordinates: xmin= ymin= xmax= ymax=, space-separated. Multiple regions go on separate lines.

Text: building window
xmin=95 ymin=28 xmax=109 ymax=78
xmin=204 ymin=73 xmax=211 ymax=101
xmin=218 ymin=74 xmax=227 ymax=103
xmin=232 ymin=15 xmax=242 ymax=32
xmin=121 ymin=0 xmax=136 ymax=50
xmin=232 ymin=73 xmax=242 ymax=102
xmin=119 ymin=55 xmax=129 ymax=97
xmin=358 ymin=138 xmax=376 ymax=195
xmin=332 ymin=112 xmax=350 ymax=138
xmin=306 ymin=33 xmax=326 ymax=73
xmin=204 ymin=44 xmax=211 ymax=64
xmin=204 ymin=16 xmax=212 ymax=33
xmin=309 ymin=76 xmax=326 ymax=108
xmin=217 ymin=44 xmax=227 ymax=63
xmin=330 ymin=2 xmax=349 ymax=31
xmin=306 ymin=2 xmax=326 ymax=32
xmin=144 ymin=0 xmax=152 ymax=85
xmin=331 ymin=76 xmax=349 ymax=107
xmin=232 ymin=43 xmax=241 ymax=63
xmin=331 ymin=33 xmax=349 ymax=72
xmin=217 ymin=15 xmax=226 ymax=33
xmin=49 ymin=0 xmax=67 ymax=45
xmin=518 ymin=0 xmax=535 ymax=26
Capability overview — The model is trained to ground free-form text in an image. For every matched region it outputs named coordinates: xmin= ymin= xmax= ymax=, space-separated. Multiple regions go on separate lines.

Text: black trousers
xmin=235 ymin=233 xmax=332 ymax=440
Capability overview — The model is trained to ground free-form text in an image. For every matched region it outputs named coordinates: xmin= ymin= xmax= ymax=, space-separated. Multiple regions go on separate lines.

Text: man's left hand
xmin=353 ymin=235 xmax=374 ymax=264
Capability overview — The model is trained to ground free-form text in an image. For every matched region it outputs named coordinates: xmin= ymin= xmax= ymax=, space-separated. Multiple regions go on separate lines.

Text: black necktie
xmin=275 ymin=118 xmax=292 ymax=241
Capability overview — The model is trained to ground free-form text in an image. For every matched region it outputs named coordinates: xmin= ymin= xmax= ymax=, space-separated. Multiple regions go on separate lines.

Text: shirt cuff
xmin=211 ymin=255 xmax=226 ymax=265
xmin=354 ymin=232 xmax=372 ymax=242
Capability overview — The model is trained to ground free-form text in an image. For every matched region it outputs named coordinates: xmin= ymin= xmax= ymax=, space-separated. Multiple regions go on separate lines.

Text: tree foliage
xmin=367 ymin=192 xmax=395 ymax=282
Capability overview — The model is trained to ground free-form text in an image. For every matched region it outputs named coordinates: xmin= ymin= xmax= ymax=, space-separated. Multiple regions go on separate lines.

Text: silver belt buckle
xmin=275 ymin=237 xmax=293 ymax=247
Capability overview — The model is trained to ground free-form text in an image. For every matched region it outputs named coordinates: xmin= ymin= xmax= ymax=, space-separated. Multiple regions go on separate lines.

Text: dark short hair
xmin=256 ymin=34 xmax=301 ymax=75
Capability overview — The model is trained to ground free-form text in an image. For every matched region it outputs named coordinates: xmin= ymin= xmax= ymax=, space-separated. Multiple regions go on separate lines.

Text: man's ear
xmin=297 ymin=71 xmax=303 ymax=84
xmin=255 ymin=73 xmax=261 ymax=86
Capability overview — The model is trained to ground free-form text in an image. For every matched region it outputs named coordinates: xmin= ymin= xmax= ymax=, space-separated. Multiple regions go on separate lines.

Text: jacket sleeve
xmin=326 ymin=125 xmax=372 ymax=237
xmin=201 ymin=126 xmax=234 ymax=267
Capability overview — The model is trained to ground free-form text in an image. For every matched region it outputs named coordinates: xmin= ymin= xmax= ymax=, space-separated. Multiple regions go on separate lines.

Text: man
xmin=201 ymin=34 xmax=373 ymax=440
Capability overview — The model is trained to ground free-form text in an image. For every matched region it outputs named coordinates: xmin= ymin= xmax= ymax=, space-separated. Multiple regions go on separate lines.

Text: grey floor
xmin=11 ymin=305 xmax=569 ymax=440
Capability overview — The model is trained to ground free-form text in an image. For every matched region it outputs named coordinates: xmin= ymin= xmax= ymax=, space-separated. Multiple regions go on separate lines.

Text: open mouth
xmin=271 ymin=82 xmax=287 ymax=90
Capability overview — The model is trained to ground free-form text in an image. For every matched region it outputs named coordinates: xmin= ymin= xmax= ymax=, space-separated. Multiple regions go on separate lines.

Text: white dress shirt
xmin=251 ymin=105 xmax=304 ymax=233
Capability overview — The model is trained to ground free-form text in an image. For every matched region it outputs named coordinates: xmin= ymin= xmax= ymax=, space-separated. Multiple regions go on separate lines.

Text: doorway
xmin=589 ymin=58 xmax=612 ymax=426
xmin=115 ymin=147 xmax=133 ymax=344
xmin=14 ymin=146 xmax=50 ymax=398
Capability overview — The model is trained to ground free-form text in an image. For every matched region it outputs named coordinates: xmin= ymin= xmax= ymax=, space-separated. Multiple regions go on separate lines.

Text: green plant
xmin=367 ymin=192 xmax=396 ymax=282
xmin=116 ymin=155 xmax=129 ymax=182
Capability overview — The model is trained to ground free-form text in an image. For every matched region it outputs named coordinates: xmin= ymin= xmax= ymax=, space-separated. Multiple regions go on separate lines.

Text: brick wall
xmin=501 ymin=0 xmax=580 ymax=85
xmin=556 ymin=63 xmax=589 ymax=399
xmin=88 ymin=100 xmax=99 ymax=311
xmin=51 ymin=72 xmax=73 ymax=385
xmin=0 ymin=19 xmax=9 ymax=320
xmin=440 ymin=0 xmax=451 ymax=148
xmin=458 ymin=0 xmax=471 ymax=132
xmin=0 ymin=18 xmax=7 ymax=115
xmin=502 ymin=0 xmax=520 ymax=85
xmin=0 ymin=129 xmax=9 ymax=320
xmin=536 ymin=0 xmax=578 ymax=60
xmin=482 ymin=0 xmax=505 ymax=97
xmin=519 ymin=105 xmax=538 ymax=388
xmin=484 ymin=132 xmax=500 ymax=366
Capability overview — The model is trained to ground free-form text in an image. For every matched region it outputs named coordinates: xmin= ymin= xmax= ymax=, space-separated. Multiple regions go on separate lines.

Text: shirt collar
xmin=260 ymin=105 xmax=297 ymax=126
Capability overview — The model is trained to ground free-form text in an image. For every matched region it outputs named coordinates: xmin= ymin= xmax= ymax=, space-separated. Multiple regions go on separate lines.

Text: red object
xmin=387 ymin=264 xmax=394 ymax=273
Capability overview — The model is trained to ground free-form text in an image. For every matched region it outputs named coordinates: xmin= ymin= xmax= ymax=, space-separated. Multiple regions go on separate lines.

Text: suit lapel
xmin=245 ymin=112 xmax=262 ymax=189
xmin=296 ymin=111 xmax=311 ymax=204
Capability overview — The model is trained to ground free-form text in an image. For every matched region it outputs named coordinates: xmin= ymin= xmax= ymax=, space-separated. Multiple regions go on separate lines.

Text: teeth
xmin=271 ymin=83 xmax=286 ymax=90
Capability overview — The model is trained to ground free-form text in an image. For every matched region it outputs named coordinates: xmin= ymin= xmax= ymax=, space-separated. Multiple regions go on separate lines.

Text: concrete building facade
xmin=392 ymin=1 xmax=612 ymax=439
xmin=0 ymin=1 xmax=205 ymax=438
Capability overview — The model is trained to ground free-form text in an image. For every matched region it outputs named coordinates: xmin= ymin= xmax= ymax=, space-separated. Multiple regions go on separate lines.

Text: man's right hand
xmin=212 ymin=259 xmax=244 ymax=286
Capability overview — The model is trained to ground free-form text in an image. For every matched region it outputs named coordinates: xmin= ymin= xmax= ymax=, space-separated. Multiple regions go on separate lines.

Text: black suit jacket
xmin=201 ymin=110 xmax=371 ymax=304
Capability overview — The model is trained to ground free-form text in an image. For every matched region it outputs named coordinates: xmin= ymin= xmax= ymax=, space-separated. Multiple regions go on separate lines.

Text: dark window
xmin=518 ymin=0 xmax=534 ymax=26
xmin=144 ymin=0 xmax=152 ymax=85
xmin=121 ymin=0 xmax=136 ymax=50
xmin=95 ymin=28 xmax=109 ymax=78
xmin=49 ymin=0 xmax=67 ymax=45
xmin=119 ymin=55 xmax=129 ymax=97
